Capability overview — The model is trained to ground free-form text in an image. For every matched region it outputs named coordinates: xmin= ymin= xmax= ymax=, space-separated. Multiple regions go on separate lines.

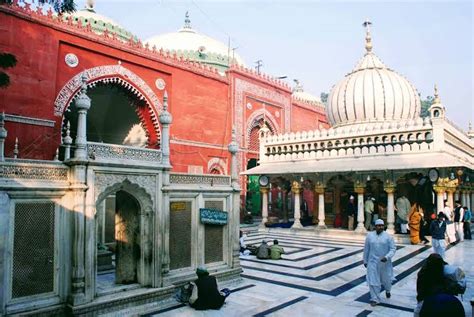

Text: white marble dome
xmin=145 ymin=13 xmax=245 ymax=69
xmin=292 ymin=81 xmax=323 ymax=107
xmin=327 ymin=29 xmax=421 ymax=127
xmin=66 ymin=0 xmax=135 ymax=42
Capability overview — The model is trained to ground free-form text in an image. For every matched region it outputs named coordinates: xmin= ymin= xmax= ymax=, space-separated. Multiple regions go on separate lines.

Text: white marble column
xmin=447 ymin=188 xmax=455 ymax=211
xmin=354 ymin=186 xmax=366 ymax=233
xmin=0 ymin=112 xmax=7 ymax=161
xmin=260 ymin=187 xmax=269 ymax=228
xmin=461 ymin=190 xmax=467 ymax=207
xmin=314 ymin=185 xmax=326 ymax=229
xmin=159 ymin=91 xmax=172 ymax=166
xmin=434 ymin=186 xmax=445 ymax=213
xmin=384 ymin=186 xmax=395 ymax=234
xmin=74 ymin=75 xmax=91 ymax=160
xmin=228 ymin=128 xmax=241 ymax=270
xmin=291 ymin=181 xmax=303 ymax=229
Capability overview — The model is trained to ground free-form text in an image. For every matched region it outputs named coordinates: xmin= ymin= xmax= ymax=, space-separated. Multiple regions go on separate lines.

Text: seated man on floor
xmin=189 ymin=266 xmax=229 ymax=310
xmin=256 ymin=240 xmax=271 ymax=259
xmin=270 ymin=239 xmax=285 ymax=260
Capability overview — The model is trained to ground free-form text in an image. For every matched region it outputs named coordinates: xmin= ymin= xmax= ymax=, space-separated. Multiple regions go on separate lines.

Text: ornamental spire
xmin=85 ymin=0 xmax=95 ymax=12
xmin=363 ymin=18 xmax=373 ymax=53
xmin=184 ymin=11 xmax=191 ymax=29
xmin=433 ymin=84 xmax=441 ymax=104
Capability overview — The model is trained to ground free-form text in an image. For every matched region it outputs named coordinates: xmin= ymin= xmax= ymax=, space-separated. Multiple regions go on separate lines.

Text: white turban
xmin=374 ymin=219 xmax=384 ymax=225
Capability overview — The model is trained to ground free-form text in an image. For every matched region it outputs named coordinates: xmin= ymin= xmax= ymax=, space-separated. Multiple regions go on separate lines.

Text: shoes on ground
xmin=386 ymin=291 xmax=391 ymax=298
xmin=370 ymin=301 xmax=378 ymax=307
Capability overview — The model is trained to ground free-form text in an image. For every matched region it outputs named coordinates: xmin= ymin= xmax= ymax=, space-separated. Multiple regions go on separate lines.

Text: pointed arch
xmin=246 ymin=109 xmax=280 ymax=150
xmin=54 ymin=65 xmax=162 ymax=146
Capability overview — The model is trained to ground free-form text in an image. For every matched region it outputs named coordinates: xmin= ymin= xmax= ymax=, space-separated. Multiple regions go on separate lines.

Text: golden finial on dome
xmin=362 ymin=18 xmax=373 ymax=53
xmin=433 ymin=84 xmax=441 ymax=104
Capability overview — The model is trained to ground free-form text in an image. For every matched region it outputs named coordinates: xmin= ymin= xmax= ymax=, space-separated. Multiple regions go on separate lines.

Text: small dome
xmin=292 ymin=80 xmax=323 ymax=106
xmin=145 ymin=12 xmax=245 ymax=71
xmin=65 ymin=0 xmax=136 ymax=42
xmin=327 ymin=21 xmax=421 ymax=127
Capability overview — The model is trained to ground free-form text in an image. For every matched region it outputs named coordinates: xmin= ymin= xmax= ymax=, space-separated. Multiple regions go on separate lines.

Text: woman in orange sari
xmin=408 ymin=204 xmax=422 ymax=244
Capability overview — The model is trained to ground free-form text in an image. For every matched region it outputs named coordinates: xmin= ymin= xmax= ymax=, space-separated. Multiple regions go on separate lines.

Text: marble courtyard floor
xmin=107 ymin=231 xmax=474 ymax=317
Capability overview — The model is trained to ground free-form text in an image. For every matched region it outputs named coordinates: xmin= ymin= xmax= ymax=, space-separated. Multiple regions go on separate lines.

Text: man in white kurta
xmin=443 ymin=201 xmax=457 ymax=243
xmin=363 ymin=219 xmax=396 ymax=306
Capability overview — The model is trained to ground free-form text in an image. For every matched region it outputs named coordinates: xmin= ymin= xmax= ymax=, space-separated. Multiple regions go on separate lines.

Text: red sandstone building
xmin=0 ymin=1 xmax=327 ymax=210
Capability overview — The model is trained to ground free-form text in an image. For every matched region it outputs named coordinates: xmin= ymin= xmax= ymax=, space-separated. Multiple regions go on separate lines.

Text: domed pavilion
xmin=245 ymin=20 xmax=473 ymax=237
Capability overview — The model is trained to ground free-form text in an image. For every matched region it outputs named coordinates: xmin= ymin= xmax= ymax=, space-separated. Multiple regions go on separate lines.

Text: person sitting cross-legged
xmin=270 ymin=239 xmax=285 ymax=260
xmin=189 ymin=266 xmax=229 ymax=310
xmin=256 ymin=240 xmax=271 ymax=259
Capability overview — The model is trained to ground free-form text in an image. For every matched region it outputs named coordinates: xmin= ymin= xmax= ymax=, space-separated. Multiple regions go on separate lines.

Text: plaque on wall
xmin=199 ymin=208 xmax=228 ymax=225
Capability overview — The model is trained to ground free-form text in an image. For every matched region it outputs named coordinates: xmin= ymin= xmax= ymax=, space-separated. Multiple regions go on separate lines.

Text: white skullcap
xmin=349 ymin=195 xmax=355 ymax=199
xmin=375 ymin=219 xmax=384 ymax=225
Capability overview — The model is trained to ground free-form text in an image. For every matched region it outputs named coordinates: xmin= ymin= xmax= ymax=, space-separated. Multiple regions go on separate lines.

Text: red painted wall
xmin=0 ymin=6 xmax=328 ymax=175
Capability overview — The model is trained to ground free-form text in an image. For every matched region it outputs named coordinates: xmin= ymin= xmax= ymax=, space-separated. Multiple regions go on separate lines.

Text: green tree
xmin=0 ymin=0 xmax=76 ymax=88
xmin=420 ymin=95 xmax=434 ymax=117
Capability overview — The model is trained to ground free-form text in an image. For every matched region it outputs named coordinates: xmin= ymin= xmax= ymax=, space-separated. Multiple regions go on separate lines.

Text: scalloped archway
xmin=55 ymin=65 xmax=162 ymax=146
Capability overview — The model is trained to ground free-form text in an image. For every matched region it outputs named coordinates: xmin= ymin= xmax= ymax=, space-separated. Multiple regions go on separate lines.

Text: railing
xmin=87 ymin=142 xmax=162 ymax=163
xmin=261 ymin=119 xmax=435 ymax=163
xmin=0 ymin=159 xmax=68 ymax=181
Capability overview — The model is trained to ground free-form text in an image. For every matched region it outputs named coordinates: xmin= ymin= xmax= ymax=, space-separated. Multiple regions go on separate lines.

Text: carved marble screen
xmin=169 ymin=201 xmax=192 ymax=270
xmin=204 ymin=201 xmax=224 ymax=264
xmin=12 ymin=202 xmax=55 ymax=299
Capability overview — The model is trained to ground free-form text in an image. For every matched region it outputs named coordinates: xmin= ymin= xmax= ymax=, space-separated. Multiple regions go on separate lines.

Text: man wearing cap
xmin=189 ymin=266 xmax=227 ymax=310
xmin=363 ymin=219 xmax=396 ymax=306
xmin=347 ymin=195 xmax=357 ymax=231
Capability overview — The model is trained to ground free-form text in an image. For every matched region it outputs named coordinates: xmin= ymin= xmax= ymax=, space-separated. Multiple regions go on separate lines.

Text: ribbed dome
xmin=65 ymin=0 xmax=135 ymax=42
xmin=327 ymin=23 xmax=421 ymax=127
xmin=145 ymin=13 xmax=245 ymax=71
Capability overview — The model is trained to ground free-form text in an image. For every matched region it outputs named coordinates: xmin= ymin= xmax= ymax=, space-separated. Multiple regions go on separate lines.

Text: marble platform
xmin=101 ymin=232 xmax=474 ymax=317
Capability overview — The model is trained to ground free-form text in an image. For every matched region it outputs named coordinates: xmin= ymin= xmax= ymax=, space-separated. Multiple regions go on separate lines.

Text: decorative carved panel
xmin=169 ymin=201 xmax=192 ymax=270
xmin=12 ymin=202 xmax=55 ymax=298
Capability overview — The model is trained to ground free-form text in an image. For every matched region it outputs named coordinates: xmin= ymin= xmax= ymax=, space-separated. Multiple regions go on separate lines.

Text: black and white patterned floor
xmin=107 ymin=231 xmax=474 ymax=317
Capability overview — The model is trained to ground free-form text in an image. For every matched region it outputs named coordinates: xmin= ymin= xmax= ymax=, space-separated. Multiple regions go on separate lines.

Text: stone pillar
xmin=354 ymin=185 xmax=366 ymax=233
xmin=291 ymin=181 xmax=303 ymax=229
xmin=68 ymin=74 xmax=91 ymax=305
xmin=159 ymin=91 xmax=172 ymax=167
xmin=74 ymin=75 xmax=91 ymax=160
xmin=0 ymin=112 xmax=6 ymax=161
xmin=63 ymin=121 xmax=72 ymax=160
xmin=260 ymin=187 xmax=269 ymax=228
xmin=461 ymin=190 xmax=468 ymax=207
xmin=314 ymin=185 xmax=326 ymax=229
xmin=228 ymin=128 xmax=241 ymax=269
xmin=454 ymin=190 xmax=460 ymax=202
xmin=471 ymin=190 xmax=474 ymax=211
xmin=446 ymin=187 xmax=455 ymax=210
xmin=384 ymin=185 xmax=396 ymax=234
xmin=433 ymin=185 xmax=446 ymax=213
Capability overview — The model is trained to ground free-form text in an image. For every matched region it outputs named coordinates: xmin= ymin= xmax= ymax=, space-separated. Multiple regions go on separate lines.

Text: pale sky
xmin=75 ymin=0 xmax=473 ymax=130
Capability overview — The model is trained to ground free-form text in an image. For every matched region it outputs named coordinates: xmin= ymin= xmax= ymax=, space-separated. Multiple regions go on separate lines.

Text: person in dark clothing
xmin=430 ymin=212 xmax=447 ymax=259
xmin=463 ymin=206 xmax=472 ymax=240
xmin=416 ymin=253 xmax=448 ymax=303
xmin=347 ymin=195 xmax=356 ymax=230
xmin=189 ymin=266 xmax=227 ymax=310
xmin=420 ymin=293 xmax=465 ymax=317
xmin=414 ymin=253 xmax=449 ymax=316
